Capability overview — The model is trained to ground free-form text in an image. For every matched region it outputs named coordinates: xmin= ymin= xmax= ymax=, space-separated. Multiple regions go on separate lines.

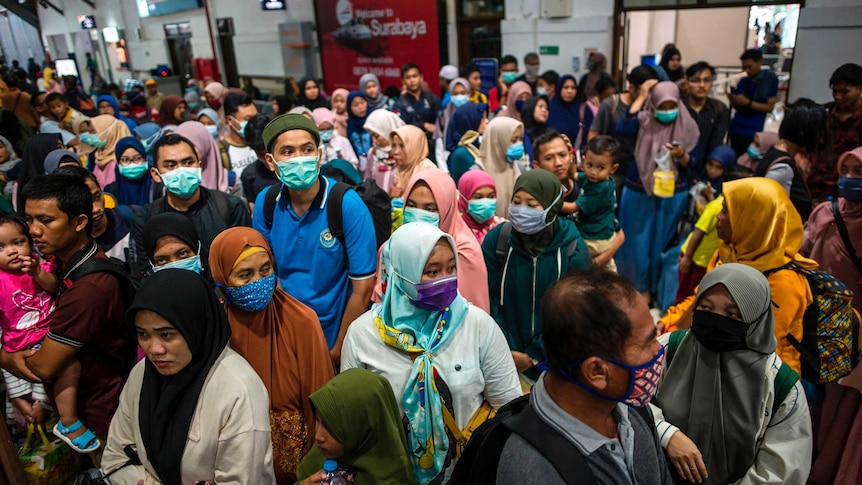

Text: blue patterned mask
xmin=224 ymin=273 xmax=277 ymax=312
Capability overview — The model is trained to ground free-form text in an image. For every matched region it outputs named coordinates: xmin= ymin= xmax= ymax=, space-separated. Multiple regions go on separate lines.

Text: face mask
xmin=180 ymin=110 xmax=192 ymax=122
xmin=502 ymin=72 xmax=518 ymax=84
xmin=506 ymin=141 xmax=525 ymax=162
xmin=275 ymin=155 xmax=320 ymax=190
xmin=160 ymin=167 xmax=202 ymax=199
xmin=320 ymin=129 xmax=334 ymax=143
xmin=839 ymin=176 xmax=862 ymax=202
xmin=451 ymin=94 xmax=469 ymax=108
xmin=152 ymin=254 xmax=202 ymax=275
xmin=655 ymin=108 xmax=679 ymax=124
xmin=233 ymin=119 xmax=249 ymax=137
xmin=691 ymin=310 xmax=751 ymax=353
xmin=205 ymin=124 xmax=219 ymax=139
xmin=537 ymin=87 xmax=548 ymax=96
xmin=747 ymin=144 xmax=761 ymax=160
xmin=515 ymin=100 xmax=525 ymax=112
xmin=467 ymin=198 xmax=497 ymax=223
xmin=80 ymin=133 xmax=106 ymax=149
xmin=403 ymin=207 xmax=440 ymax=227
xmin=223 ymin=273 xmax=277 ymax=312
xmin=119 ymin=163 xmax=148 ymax=180
xmin=207 ymin=98 xmax=222 ymax=110
xmin=188 ymin=102 xmax=198 ymax=111
xmin=411 ymin=274 xmax=458 ymax=312
xmin=526 ymin=65 xmax=540 ymax=77
xmin=507 ymin=189 xmax=562 ymax=235
xmin=549 ymin=346 xmax=665 ymax=408
xmin=374 ymin=145 xmax=391 ymax=162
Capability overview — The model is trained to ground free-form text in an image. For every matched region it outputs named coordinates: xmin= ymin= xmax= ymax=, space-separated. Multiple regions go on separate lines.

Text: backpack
xmin=666 ymin=330 xmax=799 ymax=414
xmin=495 ymin=222 xmax=579 ymax=263
xmin=451 ymin=394 xmax=656 ymax=485
xmin=831 ymin=199 xmax=862 ymax=276
xmin=764 ymin=264 xmax=859 ymax=383
xmin=321 ymin=164 xmax=392 ymax=249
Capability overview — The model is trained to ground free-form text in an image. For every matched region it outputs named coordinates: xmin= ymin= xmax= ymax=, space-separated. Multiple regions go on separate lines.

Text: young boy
xmin=43 ymin=93 xmax=85 ymax=149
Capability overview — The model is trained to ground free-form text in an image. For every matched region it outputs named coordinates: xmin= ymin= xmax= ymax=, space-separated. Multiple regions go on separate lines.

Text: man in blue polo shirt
xmin=253 ymin=114 xmax=376 ymax=363
xmin=727 ymin=49 xmax=779 ymax=156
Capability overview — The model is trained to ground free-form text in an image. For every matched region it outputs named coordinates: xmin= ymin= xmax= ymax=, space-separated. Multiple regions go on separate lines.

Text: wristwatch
xmin=531 ymin=358 xmax=539 ymax=368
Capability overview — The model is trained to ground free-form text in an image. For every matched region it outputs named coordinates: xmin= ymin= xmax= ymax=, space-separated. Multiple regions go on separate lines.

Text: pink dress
xmin=0 ymin=258 xmax=57 ymax=352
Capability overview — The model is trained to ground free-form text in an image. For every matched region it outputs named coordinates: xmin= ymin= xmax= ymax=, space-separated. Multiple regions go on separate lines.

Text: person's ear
xmin=579 ymin=356 xmax=611 ymax=392
xmin=72 ymin=214 xmax=88 ymax=234
xmin=264 ymin=153 xmax=277 ymax=173
xmin=150 ymin=166 xmax=163 ymax=184
xmin=610 ymin=163 xmax=619 ymax=174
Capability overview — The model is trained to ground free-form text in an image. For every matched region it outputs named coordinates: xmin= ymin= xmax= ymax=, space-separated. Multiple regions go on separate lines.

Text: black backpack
xmin=321 ymin=165 xmax=392 ymax=249
xmin=451 ymin=395 xmax=657 ymax=485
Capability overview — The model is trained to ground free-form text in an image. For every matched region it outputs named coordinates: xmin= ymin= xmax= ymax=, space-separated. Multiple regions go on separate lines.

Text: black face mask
xmin=691 ymin=310 xmax=750 ymax=353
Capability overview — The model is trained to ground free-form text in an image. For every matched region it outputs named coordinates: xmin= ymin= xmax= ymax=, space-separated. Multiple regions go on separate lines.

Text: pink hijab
xmin=458 ymin=170 xmax=497 ymax=232
xmin=331 ymin=88 xmax=349 ymax=138
xmin=175 ymin=121 xmax=229 ymax=193
xmin=633 ymin=81 xmax=699 ymax=195
xmin=737 ymin=131 xmax=779 ymax=170
xmin=403 ymin=168 xmax=490 ymax=312
xmin=499 ymin=81 xmax=532 ymax=122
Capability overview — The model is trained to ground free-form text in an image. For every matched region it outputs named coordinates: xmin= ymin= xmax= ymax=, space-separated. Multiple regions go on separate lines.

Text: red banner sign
xmin=316 ymin=0 xmax=441 ymax=93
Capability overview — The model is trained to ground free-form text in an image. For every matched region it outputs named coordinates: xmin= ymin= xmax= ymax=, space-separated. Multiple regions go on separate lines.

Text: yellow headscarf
xmin=718 ymin=178 xmax=817 ymax=272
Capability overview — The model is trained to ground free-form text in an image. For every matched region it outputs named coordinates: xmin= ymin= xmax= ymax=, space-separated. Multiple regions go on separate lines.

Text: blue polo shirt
xmin=252 ymin=176 xmax=377 ymax=348
xmin=729 ymin=69 xmax=778 ymax=137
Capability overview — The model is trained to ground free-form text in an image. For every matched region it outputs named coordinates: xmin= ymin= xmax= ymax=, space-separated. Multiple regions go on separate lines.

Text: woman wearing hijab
xmin=653 ymin=263 xmax=812 ymax=485
xmin=660 ymin=178 xmax=817 ymax=375
xmin=133 ymin=122 xmax=161 ymax=144
xmin=615 ymin=80 xmax=699 ymax=311
xmin=312 ymin=107 xmax=359 ymax=169
xmin=271 ymin=94 xmax=293 ymax=118
xmin=296 ymin=369 xmax=415 ymax=485
xmin=155 ymin=95 xmax=187 ymax=127
xmin=446 ymin=103 xmax=488 ymax=184
xmin=363 ymin=109 xmax=405 ymax=192
xmin=342 ymin=223 xmax=521 ymax=485
xmin=436 ymin=78 xmax=471 ymax=153
xmin=458 ymin=170 xmax=504 ymax=243
xmin=388 ymin=125 xmax=437 ymax=201
xmin=142 ymin=213 xmax=206 ymax=275
xmin=297 ymin=77 xmax=330 ymax=111
xmin=547 ymin=75 xmax=594 ymax=151
xmin=578 ymin=52 xmax=608 ymax=105
xmin=204 ymin=81 xmax=227 ymax=112
xmin=659 ymin=47 xmax=685 ymax=83
xmin=195 ymin=107 xmax=221 ymax=142
xmin=103 ymin=137 xmax=154 ymax=209
xmin=481 ymin=169 xmax=592 ymax=382
xmin=699 ymin=145 xmax=736 ymax=196
xmin=82 ymin=114 xmax=133 ymax=189
xmin=329 ymin=88 xmax=349 ymax=137
xmin=175 ymin=121 xmax=230 ymax=193
xmin=209 ymin=227 xmax=333 ymax=484
xmin=736 ymin=131 xmax=778 ymax=170
xmin=97 ymin=94 xmax=137 ymax=132
xmin=478 ymin=116 xmax=524 ymax=218
xmin=520 ymin=96 xmax=551 ymax=162
xmin=358 ymin=73 xmax=394 ymax=112
xmin=498 ymin=81 xmax=532 ymax=122
xmin=42 ymin=149 xmax=80 ymax=174
xmin=102 ymin=270 xmax=276 ymax=484
xmin=11 ymin=133 xmax=62 ymax=214
xmin=346 ymin=91 xmax=373 ymax=170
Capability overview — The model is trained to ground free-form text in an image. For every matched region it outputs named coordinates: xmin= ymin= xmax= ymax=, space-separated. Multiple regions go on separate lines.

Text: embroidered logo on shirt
xmin=320 ymin=229 xmax=337 ymax=248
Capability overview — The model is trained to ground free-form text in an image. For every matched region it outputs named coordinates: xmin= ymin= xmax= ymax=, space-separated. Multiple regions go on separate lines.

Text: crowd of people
xmin=0 ymin=45 xmax=860 ymax=485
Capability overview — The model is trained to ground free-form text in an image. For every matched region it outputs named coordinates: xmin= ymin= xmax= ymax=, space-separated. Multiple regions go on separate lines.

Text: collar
xmin=831 ymin=103 xmax=862 ymax=120
xmin=275 ymin=175 xmax=331 ymax=211
xmin=60 ymin=239 xmax=99 ymax=280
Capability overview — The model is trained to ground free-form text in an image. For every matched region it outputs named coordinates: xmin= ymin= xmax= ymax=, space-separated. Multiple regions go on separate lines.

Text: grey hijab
xmin=655 ymin=263 xmax=777 ymax=484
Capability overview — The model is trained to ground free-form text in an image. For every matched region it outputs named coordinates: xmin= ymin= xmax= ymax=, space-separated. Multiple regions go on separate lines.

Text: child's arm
xmin=20 ymin=255 xmax=59 ymax=293
xmin=560 ymin=200 xmax=579 ymax=215
xmin=679 ymin=229 xmax=705 ymax=275
xmin=593 ymin=227 xmax=625 ymax=268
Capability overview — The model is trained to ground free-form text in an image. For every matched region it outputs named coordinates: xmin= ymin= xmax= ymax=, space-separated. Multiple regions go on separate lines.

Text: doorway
xmin=456 ymin=0 xmax=504 ymax=65
xmin=166 ymin=36 xmax=193 ymax=79
xmin=217 ymin=17 xmax=239 ymax=88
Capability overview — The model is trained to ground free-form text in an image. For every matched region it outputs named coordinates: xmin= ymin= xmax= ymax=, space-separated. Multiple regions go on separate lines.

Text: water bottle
xmin=323 ymin=459 xmax=347 ymax=485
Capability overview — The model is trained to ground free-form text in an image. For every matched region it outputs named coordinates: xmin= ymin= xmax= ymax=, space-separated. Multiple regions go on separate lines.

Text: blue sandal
xmin=53 ymin=420 xmax=100 ymax=453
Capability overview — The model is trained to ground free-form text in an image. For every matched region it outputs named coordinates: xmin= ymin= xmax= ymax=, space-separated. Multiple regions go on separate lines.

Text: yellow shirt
xmin=681 ymin=195 xmax=723 ymax=268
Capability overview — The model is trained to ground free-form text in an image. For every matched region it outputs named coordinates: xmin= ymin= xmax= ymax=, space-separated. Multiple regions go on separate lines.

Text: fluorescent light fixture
xmin=103 ymin=27 xmax=119 ymax=43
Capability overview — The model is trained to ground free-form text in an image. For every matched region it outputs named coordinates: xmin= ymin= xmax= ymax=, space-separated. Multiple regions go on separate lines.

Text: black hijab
xmin=15 ymin=133 xmax=62 ymax=214
xmin=128 ymin=269 xmax=231 ymax=485
xmin=297 ymin=77 xmax=330 ymax=110
xmin=520 ymin=96 xmax=551 ymax=145
xmin=141 ymin=212 xmax=201 ymax=264
xmin=272 ymin=95 xmax=293 ymax=116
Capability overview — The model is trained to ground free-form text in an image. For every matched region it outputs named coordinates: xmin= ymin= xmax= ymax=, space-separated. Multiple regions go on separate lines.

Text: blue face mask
xmin=508 ymin=189 xmax=563 ymax=235
xmin=403 ymin=207 xmax=440 ymax=227
xmin=320 ymin=129 xmax=334 ymax=143
xmin=655 ymin=108 xmax=679 ymax=124
xmin=451 ymin=94 xmax=469 ymax=108
xmin=506 ymin=141 xmax=525 ymax=162
xmin=839 ymin=176 xmax=862 ymax=202
xmin=467 ymin=198 xmax=497 ymax=223
xmin=537 ymin=87 xmax=548 ymax=96
xmin=223 ymin=273 xmax=277 ymax=312
xmin=206 ymin=124 xmax=219 ymax=139
xmin=118 ymin=163 xmax=149 ymax=180
xmin=152 ymin=254 xmax=202 ymax=275
xmin=275 ymin=155 xmax=320 ymax=191
xmin=159 ymin=167 xmax=202 ymax=198
xmin=747 ymin=144 xmax=761 ymax=160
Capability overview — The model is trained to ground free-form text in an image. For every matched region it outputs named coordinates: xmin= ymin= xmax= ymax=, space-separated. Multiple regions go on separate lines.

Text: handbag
xmin=19 ymin=423 xmax=81 ymax=485
xmin=73 ymin=444 xmax=141 ymax=485
xmin=441 ymin=400 xmax=497 ymax=457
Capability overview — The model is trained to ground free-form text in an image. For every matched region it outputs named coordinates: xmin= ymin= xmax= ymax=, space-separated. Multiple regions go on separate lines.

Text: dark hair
xmin=152 ymin=133 xmax=198 ymax=167
xmin=500 ymin=55 xmax=518 ymax=69
xmin=30 ymin=92 xmax=46 ymax=109
xmin=384 ymin=85 xmax=401 ymax=99
xmin=779 ymin=99 xmax=832 ymax=157
xmin=540 ymin=70 xmax=560 ymax=86
xmin=2 ymin=73 xmax=17 ymax=88
xmin=524 ymin=52 xmax=539 ymax=64
xmin=15 ymin=69 xmax=27 ymax=81
xmin=223 ymin=92 xmax=253 ymax=117
xmin=830 ymin=63 xmax=862 ymax=88
xmin=54 ymin=164 xmax=100 ymax=187
xmin=685 ymin=61 xmax=715 ymax=80
xmin=626 ymin=65 xmax=659 ymax=89
xmin=542 ymin=268 xmax=637 ymax=369
xmin=0 ymin=211 xmax=32 ymax=245
xmin=460 ymin=64 xmax=480 ymax=79
xmin=401 ymin=63 xmax=421 ymax=77
xmin=766 ymin=33 xmax=781 ymax=43
xmin=245 ymin=113 xmax=272 ymax=154
xmin=106 ymin=83 xmax=120 ymax=93
xmin=594 ymin=73 xmax=617 ymax=94
xmin=723 ymin=164 xmax=754 ymax=181
xmin=587 ymin=135 xmax=620 ymax=159
xmin=21 ymin=174 xmax=93 ymax=237
xmin=532 ymin=129 xmax=565 ymax=161
xmin=740 ymin=49 xmax=763 ymax=61
xmin=44 ymin=92 xmax=66 ymax=105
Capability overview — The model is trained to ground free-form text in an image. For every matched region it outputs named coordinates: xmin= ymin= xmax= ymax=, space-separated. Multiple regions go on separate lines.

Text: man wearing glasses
xmin=684 ymin=62 xmax=729 ymax=165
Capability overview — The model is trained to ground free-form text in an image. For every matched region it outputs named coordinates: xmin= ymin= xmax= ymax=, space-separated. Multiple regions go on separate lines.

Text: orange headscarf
xmin=719 ymin=177 xmax=817 ymax=272
xmin=91 ymin=114 xmax=131 ymax=169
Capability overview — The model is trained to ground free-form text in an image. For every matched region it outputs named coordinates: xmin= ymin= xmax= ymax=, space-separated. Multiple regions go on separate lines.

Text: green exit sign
xmin=539 ymin=45 xmax=559 ymax=55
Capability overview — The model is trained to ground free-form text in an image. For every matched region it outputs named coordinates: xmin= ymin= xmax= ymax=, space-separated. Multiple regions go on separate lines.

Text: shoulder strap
xmin=766 ymin=154 xmax=793 ymax=171
xmin=263 ymin=184 xmax=281 ymax=230
xmin=666 ymin=330 xmax=688 ymax=365
xmin=772 ymin=362 xmax=799 ymax=416
xmin=495 ymin=222 xmax=513 ymax=261
xmin=611 ymin=93 xmax=620 ymax=115
xmin=217 ymin=140 xmax=232 ymax=170
xmin=12 ymin=92 xmax=22 ymax=113
xmin=506 ymin=402 xmax=596 ymax=485
xmin=327 ymin=181 xmax=350 ymax=267
xmin=209 ymin=189 xmax=231 ymax=225
xmin=832 ymin=199 xmax=862 ymax=275
xmin=67 ymin=257 xmax=126 ymax=283
xmin=574 ymin=103 xmax=586 ymax=150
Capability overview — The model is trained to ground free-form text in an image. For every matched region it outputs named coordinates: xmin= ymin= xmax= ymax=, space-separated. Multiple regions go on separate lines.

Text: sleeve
xmin=735 ymin=381 xmax=813 ymax=485
xmin=694 ymin=200 xmax=722 ymax=234
xmin=128 ymin=204 xmax=149 ymax=265
xmin=567 ymin=236 xmax=595 ymax=270
xmin=576 ymin=172 xmax=587 ymax=185
xmin=102 ymin=372 xmax=151 ymax=484
xmin=710 ymin=102 xmax=730 ymax=154
xmin=341 ymin=190 xmax=377 ymax=279
xmin=615 ymin=113 xmax=640 ymax=136
xmin=575 ymin=190 xmax=604 ymax=217
xmin=339 ymin=318 xmax=367 ymax=371
xmin=47 ymin=279 xmax=114 ymax=349
xmin=481 ymin=226 xmax=504 ymax=327
xmin=477 ymin=313 xmax=522 ymax=409
xmin=648 ymin=403 xmax=681 ymax=448
xmin=251 ymin=186 xmax=273 ymax=243
xmin=590 ymin=102 xmax=609 ymax=133
xmin=659 ymin=294 xmax=695 ymax=334
xmin=213 ymin=393 xmax=276 ymax=485
xmin=296 ymin=311 xmax=335 ymax=418
xmin=341 ymin=139 xmax=359 ymax=168
xmin=765 ymin=163 xmax=793 ymax=193
xmin=240 ymin=170 xmax=255 ymax=204
xmin=228 ymin=194 xmax=251 ymax=227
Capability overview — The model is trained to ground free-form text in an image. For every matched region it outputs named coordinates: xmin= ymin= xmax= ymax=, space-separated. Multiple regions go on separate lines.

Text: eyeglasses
xmin=689 ymin=77 xmax=713 ymax=85
xmin=118 ymin=155 xmax=146 ymax=165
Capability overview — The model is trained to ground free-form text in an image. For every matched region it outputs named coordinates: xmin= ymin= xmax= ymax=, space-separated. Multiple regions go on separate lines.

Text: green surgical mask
xmin=467 ymin=198 xmax=497 ymax=223
xmin=403 ymin=207 xmax=440 ymax=227
xmin=655 ymin=108 xmax=679 ymax=124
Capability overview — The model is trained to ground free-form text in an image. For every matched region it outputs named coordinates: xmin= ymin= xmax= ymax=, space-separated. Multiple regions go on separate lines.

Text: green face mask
xmin=403 ymin=207 xmax=440 ymax=227
xmin=655 ymin=108 xmax=679 ymax=124
xmin=502 ymin=72 xmax=518 ymax=84
xmin=467 ymin=198 xmax=497 ymax=223
xmin=118 ymin=162 xmax=148 ymax=180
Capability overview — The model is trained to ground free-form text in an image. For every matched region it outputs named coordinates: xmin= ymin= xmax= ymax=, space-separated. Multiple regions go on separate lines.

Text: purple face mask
xmin=411 ymin=275 xmax=458 ymax=312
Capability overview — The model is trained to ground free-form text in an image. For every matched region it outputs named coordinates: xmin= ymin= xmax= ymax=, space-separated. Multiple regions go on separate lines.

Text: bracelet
xmin=531 ymin=358 xmax=539 ymax=368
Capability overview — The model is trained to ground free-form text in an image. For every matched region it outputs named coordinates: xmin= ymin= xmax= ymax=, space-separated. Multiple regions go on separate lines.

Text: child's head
xmin=583 ymin=135 xmax=620 ymax=183
xmin=0 ymin=212 xmax=32 ymax=273
xmin=705 ymin=146 xmax=737 ymax=181
xmin=533 ymin=130 xmax=572 ymax=181
xmin=45 ymin=93 xmax=68 ymax=120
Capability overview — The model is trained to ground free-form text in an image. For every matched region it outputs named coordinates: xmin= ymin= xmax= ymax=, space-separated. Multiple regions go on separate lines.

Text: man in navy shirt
xmin=253 ymin=114 xmax=376 ymax=363
xmin=398 ymin=63 xmax=440 ymax=162
xmin=727 ymin=49 xmax=778 ymax=156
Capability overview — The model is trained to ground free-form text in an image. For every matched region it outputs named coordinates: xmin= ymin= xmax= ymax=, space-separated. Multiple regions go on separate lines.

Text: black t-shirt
xmin=241 ymin=159 xmax=280 ymax=205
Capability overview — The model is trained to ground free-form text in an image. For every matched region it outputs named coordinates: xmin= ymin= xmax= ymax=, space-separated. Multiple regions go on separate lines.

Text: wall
xmin=0 ymin=12 xmax=45 ymax=68
xmin=675 ymin=7 xmax=749 ymax=69
xmin=625 ymin=10 xmax=676 ymax=73
xmin=789 ymin=0 xmax=862 ymax=103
